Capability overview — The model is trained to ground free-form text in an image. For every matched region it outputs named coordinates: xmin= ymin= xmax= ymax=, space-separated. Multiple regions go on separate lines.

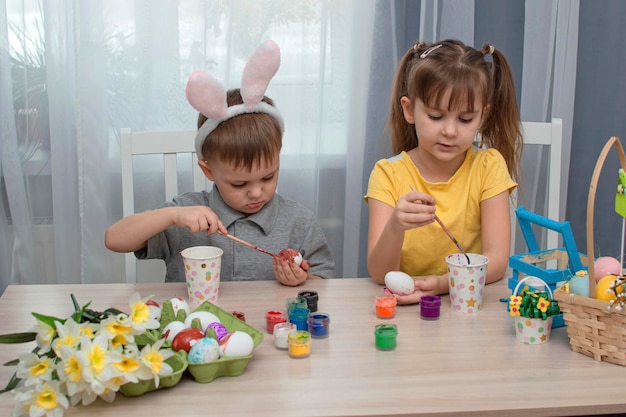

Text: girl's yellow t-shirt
xmin=365 ymin=147 xmax=517 ymax=277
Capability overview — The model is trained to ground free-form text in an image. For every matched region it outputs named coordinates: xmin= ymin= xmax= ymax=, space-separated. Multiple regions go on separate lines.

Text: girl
xmin=365 ymin=39 xmax=522 ymax=304
xmin=106 ymin=41 xmax=334 ymax=286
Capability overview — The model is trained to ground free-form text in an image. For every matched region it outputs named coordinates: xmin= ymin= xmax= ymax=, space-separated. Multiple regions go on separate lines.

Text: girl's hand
xmin=393 ymin=276 xmax=440 ymax=305
xmin=273 ymin=256 xmax=309 ymax=286
xmin=171 ymin=206 xmax=227 ymax=235
xmin=389 ymin=191 xmax=436 ymax=232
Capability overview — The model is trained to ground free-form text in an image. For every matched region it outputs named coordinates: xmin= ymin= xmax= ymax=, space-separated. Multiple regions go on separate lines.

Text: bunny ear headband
xmin=186 ymin=40 xmax=284 ymax=158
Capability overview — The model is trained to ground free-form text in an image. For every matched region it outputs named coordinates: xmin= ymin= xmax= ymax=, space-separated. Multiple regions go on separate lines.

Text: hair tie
xmin=420 ymin=44 xmax=442 ymax=59
xmin=482 ymin=44 xmax=495 ymax=56
xmin=185 ymin=40 xmax=285 ymax=157
xmin=412 ymin=41 xmax=427 ymax=52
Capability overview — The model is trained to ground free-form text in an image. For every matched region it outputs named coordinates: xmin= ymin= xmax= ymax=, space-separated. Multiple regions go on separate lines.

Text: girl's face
xmin=401 ymin=89 xmax=484 ymax=171
xmin=200 ymin=157 xmax=279 ymax=214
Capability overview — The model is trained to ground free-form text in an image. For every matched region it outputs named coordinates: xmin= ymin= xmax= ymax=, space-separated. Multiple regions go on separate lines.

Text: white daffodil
xmin=98 ymin=314 xmax=135 ymax=348
xmin=52 ymin=319 xmax=84 ymax=357
xmin=76 ymin=334 xmax=121 ymax=395
xmin=128 ymin=293 xmax=160 ymax=332
xmin=29 ymin=320 xmax=57 ymax=355
xmin=137 ymin=338 xmax=174 ymax=388
xmin=13 ymin=380 xmax=69 ymax=417
xmin=15 ymin=353 xmax=55 ymax=387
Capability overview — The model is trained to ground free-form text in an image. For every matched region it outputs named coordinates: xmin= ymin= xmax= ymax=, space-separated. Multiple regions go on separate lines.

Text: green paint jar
xmin=374 ymin=324 xmax=398 ymax=351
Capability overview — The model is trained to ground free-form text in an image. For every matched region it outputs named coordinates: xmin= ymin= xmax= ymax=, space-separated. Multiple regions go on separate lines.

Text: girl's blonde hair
xmin=388 ymin=39 xmax=522 ymax=180
xmin=197 ymin=89 xmax=282 ymax=171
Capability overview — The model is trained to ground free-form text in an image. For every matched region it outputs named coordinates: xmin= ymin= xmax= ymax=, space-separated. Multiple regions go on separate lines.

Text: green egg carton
xmin=186 ymin=301 xmax=263 ymax=383
xmin=119 ymin=349 xmax=188 ymax=397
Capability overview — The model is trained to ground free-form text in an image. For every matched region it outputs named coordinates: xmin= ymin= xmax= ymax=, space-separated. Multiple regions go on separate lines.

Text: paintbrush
xmin=409 ymin=185 xmax=470 ymax=264
xmin=218 ymin=231 xmax=278 ymax=258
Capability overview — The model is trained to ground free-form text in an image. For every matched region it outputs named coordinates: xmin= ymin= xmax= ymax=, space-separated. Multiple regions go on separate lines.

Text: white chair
xmin=512 ymin=118 xmax=563 ymax=254
xmin=120 ymin=128 xmax=207 ymax=283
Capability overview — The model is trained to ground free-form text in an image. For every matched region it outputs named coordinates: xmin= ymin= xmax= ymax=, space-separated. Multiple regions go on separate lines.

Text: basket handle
xmin=587 ymin=136 xmax=626 ymax=298
xmin=513 ymin=276 xmax=554 ymax=299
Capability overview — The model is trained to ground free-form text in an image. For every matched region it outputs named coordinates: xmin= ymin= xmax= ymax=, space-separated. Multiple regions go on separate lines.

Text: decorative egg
xmin=384 ymin=271 xmax=415 ymax=295
xmin=161 ymin=321 xmax=186 ymax=341
xmin=594 ymin=256 xmax=621 ymax=282
xmin=146 ymin=300 xmax=162 ymax=322
xmin=172 ymin=327 xmax=205 ymax=353
xmin=169 ymin=297 xmax=190 ymax=315
xmin=188 ymin=337 xmax=220 ymax=364
xmin=206 ymin=322 xmax=229 ymax=341
xmin=219 ymin=331 xmax=254 ymax=357
xmin=184 ymin=311 xmax=221 ymax=330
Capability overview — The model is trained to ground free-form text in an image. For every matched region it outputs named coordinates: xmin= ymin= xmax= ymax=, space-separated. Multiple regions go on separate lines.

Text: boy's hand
xmin=172 ymin=206 xmax=227 ymax=235
xmin=273 ymin=256 xmax=309 ymax=286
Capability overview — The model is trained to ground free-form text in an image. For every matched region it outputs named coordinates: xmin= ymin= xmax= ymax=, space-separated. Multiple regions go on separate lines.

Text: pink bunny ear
xmin=186 ymin=71 xmax=228 ymax=119
xmin=241 ymin=40 xmax=281 ymax=108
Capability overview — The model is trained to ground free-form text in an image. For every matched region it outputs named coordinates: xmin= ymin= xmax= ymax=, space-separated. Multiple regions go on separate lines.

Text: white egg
xmin=161 ymin=321 xmax=186 ymax=341
xmin=293 ymin=252 xmax=303 ymax=266
xmin=384 ymin=271 xmax=415 ymax=295
xmin=148 ymin=305 xmax=162 ymax=322
xmin=184 ymin=311 xmax=221 ymax=330
xmin=169 ymin=297 xmax=190 ymax=315
xmin=219 ymin=331 xmax=254 ymax=357
xmin=188 ymin=337 xmax=220 ymax=364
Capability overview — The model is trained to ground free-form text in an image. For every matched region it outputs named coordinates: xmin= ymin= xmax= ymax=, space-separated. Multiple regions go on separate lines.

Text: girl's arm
xmin=104 ymin=206 xmax=226 ymax=253
xmin=479 ymin=190 xmax=512 ymax=284
xmin=367 ymin=191 xmax=435 ymax=284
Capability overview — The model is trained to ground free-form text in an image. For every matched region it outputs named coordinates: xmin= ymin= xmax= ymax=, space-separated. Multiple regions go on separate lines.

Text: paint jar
xmin=374 ymin=324 xmax=398 ymax=351
xmin=286 ymin=297 xmax=308 ymax=314
xmin=308 ymin=312 xmax=330 ymax=338
xmin=375 ymin=296 xmax=397 ymax=319
xmin=265 ymin=309 xmax=287 ymax=333
xmin=298 ymin=290 xmax=319 ymax=312
xmin=288 ymin=330 xmax=311 ymax=358
xmin=420 ymin=295 xmax=441 ymax=320
xmin=289 ymin=308 xmax=310 ymax=331
xmin=231 ymin=311 xmax=246 ymax=322
xmin=273 ymin=322 xmax=297 ymax=349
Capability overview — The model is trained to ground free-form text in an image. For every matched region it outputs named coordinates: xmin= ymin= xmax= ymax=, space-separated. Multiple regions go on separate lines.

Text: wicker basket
xmin=554 ymin=136 xmax=626 ymax=366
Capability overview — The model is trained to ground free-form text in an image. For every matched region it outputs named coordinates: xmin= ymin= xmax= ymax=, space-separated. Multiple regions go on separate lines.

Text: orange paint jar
xmin=375 ymin=296 xmax=397 ymax=319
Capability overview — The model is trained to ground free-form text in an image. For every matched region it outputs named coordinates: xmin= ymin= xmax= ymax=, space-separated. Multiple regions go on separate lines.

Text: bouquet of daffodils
xmin=0 ymin=292 xmax=174 ymax=417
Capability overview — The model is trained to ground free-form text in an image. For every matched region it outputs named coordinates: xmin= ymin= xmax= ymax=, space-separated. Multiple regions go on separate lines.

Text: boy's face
xmin=199 ymin=157 xmax=279 ymax=215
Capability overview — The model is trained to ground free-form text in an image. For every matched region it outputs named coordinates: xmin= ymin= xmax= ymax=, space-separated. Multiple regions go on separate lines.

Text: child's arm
xmin=478 ymin=190 xmax=511 ymax=284
xmin=105 ymin=206 xmax=227 ymax=253
xmin=367 ymin=190 xmax=435 ymax=284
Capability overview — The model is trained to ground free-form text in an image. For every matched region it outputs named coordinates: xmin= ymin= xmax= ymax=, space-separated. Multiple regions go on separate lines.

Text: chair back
xmin=120 ymin=128 xmax=207 ymax=283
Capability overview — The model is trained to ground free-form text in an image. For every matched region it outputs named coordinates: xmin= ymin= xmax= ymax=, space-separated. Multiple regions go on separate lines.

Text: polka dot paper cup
xmin=446 ymin=253 xmax=489 ymax=313
xmin=181 ymin=246 xmax=223 ymax=309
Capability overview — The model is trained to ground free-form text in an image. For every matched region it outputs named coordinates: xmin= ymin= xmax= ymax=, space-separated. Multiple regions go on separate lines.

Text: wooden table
xmin=0 ymin=278 xmax=624 ymax=417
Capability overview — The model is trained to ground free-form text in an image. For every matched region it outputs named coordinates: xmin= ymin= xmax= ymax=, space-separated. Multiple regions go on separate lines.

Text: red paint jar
xmin=265 ymin=309 xmax=287 ymax=333
xmin=375 ymin=296 xmax=397 ymax=319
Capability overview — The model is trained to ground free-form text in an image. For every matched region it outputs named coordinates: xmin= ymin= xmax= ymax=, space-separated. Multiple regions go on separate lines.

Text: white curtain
xmin=1 ymin=0 xmax=375 ymax=288
xmin=4 ymin=0 xmax=624 ymax=288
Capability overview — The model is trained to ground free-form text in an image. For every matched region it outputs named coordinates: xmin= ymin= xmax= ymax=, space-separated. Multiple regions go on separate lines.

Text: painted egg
xmin=169 ymin=297 xmax=190 ymax=315
xmin=384 ymin=271 xmax=415 ymax=295
xmin=594 ymin=256 xmax=621 ymax=282
xmin=219 ymin=331 xmax=254 ymax=357
xmin=146 ymin=300 xmax=162 ymax=322
xmin=172 ymin=327 xmax=205 ymax=353
xmin=161 ymin=321 xmax=186 ymax=341
xmin=184 ymin=311 xmax=221 ymax=330
xmin=188 ymin=337 xmax=220 ymax=364
xmin=206 ymin=322 xmax=229 ymax=341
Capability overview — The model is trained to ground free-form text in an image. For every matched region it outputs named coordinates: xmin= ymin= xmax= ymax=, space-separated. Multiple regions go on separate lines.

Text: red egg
xmin=172 ymin=327 xmax=205 ymax=353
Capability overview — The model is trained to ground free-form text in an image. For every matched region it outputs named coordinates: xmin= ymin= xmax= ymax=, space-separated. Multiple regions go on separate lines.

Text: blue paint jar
xmin=289 ymin=308 xmax=310 ymax=331
xmin=308 ymin=312 xmax=330 ymax=338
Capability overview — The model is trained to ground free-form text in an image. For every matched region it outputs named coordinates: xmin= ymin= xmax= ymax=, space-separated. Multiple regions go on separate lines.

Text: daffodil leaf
xmin=3 ymin=359 xmax=18 ymax=366
xmin=31 ymin=312 xmax=65 ymax=328
xmin=0 ymin=332 xmax=37 ymax=344
xmin=0 ymin=371 xmax=21 ymax=394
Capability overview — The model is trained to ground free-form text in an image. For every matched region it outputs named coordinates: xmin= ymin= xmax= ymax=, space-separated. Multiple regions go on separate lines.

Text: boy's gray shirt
xmin=136 ymin=187 xmax=335 ymax=282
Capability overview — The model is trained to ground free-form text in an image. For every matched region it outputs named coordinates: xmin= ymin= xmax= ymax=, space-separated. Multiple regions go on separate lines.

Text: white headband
xmin=185 ymin=40 xmax=284 ymax=158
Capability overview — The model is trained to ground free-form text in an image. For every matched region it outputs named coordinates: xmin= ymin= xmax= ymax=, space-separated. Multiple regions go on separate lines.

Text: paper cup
xmin=181 ymin=246 xmax=223 ymax=309
xmin=446 ymin=253 xmax=489 ymax=313
xmin=514 ymin=316 xmax=553 ymax=344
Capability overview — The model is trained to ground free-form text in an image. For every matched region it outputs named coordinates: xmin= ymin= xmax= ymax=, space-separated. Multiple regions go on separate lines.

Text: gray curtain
xmin=360 ymin=0 xmax=626 ymax=276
